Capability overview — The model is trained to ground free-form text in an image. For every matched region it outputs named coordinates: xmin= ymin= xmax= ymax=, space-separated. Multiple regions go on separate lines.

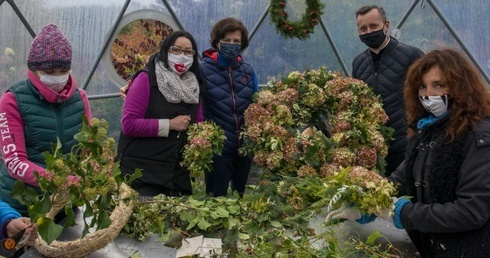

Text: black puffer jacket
xmin=352 ymin=37 xmax=424 ymax=154
xmin=389 ymin=116 xmax=490 ymax=257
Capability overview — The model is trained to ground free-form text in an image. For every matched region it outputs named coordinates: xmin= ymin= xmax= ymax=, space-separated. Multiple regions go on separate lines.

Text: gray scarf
xmin=155 ymin=61 xmax=199 ymax=104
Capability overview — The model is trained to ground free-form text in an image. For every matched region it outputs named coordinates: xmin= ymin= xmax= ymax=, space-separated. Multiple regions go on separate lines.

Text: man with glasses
xmin=352 ymin=5 xmax=424 ymax=176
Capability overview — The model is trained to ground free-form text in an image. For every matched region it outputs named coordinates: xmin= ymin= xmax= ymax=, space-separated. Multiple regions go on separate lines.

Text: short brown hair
xmin=209 ymin=17 xmax=249 ymax=51
xmin=355 ymin=5 xmax=387 ymax=22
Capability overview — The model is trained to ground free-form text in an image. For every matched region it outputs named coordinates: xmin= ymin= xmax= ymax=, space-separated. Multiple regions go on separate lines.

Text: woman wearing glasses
xmin=117 ymin=31 xmax=202 ymax=197
xmin=200 ymin=18 xmax=259 ymax=197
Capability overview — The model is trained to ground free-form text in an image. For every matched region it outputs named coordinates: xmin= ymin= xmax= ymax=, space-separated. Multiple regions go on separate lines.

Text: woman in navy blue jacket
xmin=200 ymin=17 xmax=259 ymax=197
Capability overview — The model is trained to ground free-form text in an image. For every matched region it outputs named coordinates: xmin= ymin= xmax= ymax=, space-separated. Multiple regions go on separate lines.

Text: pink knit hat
xmin=27 ymin=24 xmax=72 ymax=71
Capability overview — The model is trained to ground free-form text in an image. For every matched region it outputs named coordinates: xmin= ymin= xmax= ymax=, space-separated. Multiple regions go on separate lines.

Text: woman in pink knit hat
xmin=0 ymin=24 xmax=92 ymax=216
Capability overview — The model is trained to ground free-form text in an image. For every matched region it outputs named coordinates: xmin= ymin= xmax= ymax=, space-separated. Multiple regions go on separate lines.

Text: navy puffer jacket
xmin=200 ymin=49 xmax=255 ymax=156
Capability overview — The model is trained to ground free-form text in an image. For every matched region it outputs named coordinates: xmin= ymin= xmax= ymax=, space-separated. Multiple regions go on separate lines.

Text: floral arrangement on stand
xmin=12 ymin=118 xmax=138 ymax=257
xmin=269 ymin=0 xmax=325 ymax=40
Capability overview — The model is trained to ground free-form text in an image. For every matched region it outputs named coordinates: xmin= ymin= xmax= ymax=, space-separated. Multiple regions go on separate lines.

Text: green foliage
xmin=11 ymin=117 xmax=137 ymax=244
xmin=123 ymin=173 xmax=398 ymax=256
xmin=349 ymin=230 xmax=403 ymax=257
xmin=269 ymin=0 xmax=325 ymax=40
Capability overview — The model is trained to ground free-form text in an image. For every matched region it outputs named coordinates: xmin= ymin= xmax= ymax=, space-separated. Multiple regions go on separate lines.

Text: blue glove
xmin=392 ymin=197 xmax=411 ymax=229
xmin=356 ymin=213 xmax=377 ymax=224
xmin=325 ymin=204 xmax=377 ymax=224
xmin=350 ymin=203 xmax=377 ymax=224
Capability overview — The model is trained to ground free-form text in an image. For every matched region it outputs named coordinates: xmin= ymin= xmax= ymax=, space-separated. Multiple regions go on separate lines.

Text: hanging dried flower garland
xmin=269 ymin=0 xmax=325 ymax=40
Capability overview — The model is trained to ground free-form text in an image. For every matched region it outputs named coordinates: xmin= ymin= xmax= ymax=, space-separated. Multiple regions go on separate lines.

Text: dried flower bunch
xmin=181 ymin=121 xmax=226 ymax=178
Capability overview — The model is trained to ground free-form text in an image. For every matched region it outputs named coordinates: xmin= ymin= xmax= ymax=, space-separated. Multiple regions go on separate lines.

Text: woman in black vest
xmin=387 ymin=49 xmax=490 ymax=257
xmin=117 ymin=31 xmax=202 ymax=197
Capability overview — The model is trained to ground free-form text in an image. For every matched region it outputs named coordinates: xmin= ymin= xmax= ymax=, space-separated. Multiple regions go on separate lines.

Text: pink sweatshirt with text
xmin=0 ymin=70 xmax=91 ymax=187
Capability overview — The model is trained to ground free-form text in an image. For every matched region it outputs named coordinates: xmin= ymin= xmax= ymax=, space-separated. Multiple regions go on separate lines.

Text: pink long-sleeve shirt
xmin=121 ymin=72 xmax=159 ymax=137
xmin=0 ymin=70 xmax=92 ymax=187
xmin=121 ymin=72 xmax=202 ymax=137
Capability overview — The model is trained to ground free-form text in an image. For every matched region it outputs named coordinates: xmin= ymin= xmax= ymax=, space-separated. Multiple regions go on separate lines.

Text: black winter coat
xmin=352 ymin=38 xmax=424 ymax=154
xmin=389 ymin=116 xmax=490 ymax=257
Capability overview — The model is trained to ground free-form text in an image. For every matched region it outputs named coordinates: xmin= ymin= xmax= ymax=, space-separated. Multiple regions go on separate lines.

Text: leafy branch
xmin=12 ymin=117 xmax=140 ymax=244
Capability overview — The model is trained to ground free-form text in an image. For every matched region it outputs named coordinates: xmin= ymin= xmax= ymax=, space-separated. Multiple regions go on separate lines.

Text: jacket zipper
xmin=229 ymin=67 xmax=240 ymax=149
xmin=54 ymin=103 xmax=64 ymax=143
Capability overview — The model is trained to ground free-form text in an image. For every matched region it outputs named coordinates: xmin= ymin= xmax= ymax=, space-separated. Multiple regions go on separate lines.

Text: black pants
xmin=205 ymin=155 xmax=252 ymax=197
xmin=406 ymin=230 xmax=431 ymax=258
xmin=129 ymin=163 xmax=193 ymax=197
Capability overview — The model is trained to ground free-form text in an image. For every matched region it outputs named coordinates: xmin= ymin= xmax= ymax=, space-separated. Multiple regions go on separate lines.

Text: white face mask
xmin=167 ymin=53 xmax=193 ymax=75
xmin=419 ymin=95 xmax=449 ymax=117
xmin=38 ymin=73 xmax=69 ymax=92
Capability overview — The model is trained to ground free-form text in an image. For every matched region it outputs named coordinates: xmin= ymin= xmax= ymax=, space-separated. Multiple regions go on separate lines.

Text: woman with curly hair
xmin=387 ymin=48 xmax=490 ymax=257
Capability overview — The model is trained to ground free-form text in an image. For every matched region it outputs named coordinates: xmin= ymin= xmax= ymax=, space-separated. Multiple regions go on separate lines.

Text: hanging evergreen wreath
xmin=269 ymin=0 xmax=325 ymax=40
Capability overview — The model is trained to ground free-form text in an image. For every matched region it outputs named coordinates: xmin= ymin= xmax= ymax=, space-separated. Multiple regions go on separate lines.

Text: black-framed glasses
xmin=169 ymin=46 xmax=196 ymax=56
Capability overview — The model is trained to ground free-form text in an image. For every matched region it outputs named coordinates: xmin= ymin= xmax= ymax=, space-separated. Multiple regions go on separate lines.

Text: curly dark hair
xmin=404 ymin=48 xmax=490 ymax=140
xmin=209 ymin=17 xmax=249 ymax=51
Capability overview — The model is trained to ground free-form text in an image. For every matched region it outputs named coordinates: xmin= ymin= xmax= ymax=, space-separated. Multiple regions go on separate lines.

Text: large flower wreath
xmin=269 ymin=0 xmax=325 ymax=40
xmin=240 ymin=67 xmax=396 ymax=215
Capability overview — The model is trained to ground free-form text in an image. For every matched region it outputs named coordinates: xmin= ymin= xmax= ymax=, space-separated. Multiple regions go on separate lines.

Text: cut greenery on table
xmin=123 ymin=68 xmax=399 ymax=256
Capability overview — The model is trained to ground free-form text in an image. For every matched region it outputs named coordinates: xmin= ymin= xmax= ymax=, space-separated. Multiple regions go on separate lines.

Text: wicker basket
xmin=34 ymin=182 xmax=135 ymax=258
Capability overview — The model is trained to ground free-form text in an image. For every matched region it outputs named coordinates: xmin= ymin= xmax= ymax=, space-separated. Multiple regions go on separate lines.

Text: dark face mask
xmin=359 ymin=27 xmax=386 ymax=49
xmin=219 ymin=42 xmax=241 ymax=60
